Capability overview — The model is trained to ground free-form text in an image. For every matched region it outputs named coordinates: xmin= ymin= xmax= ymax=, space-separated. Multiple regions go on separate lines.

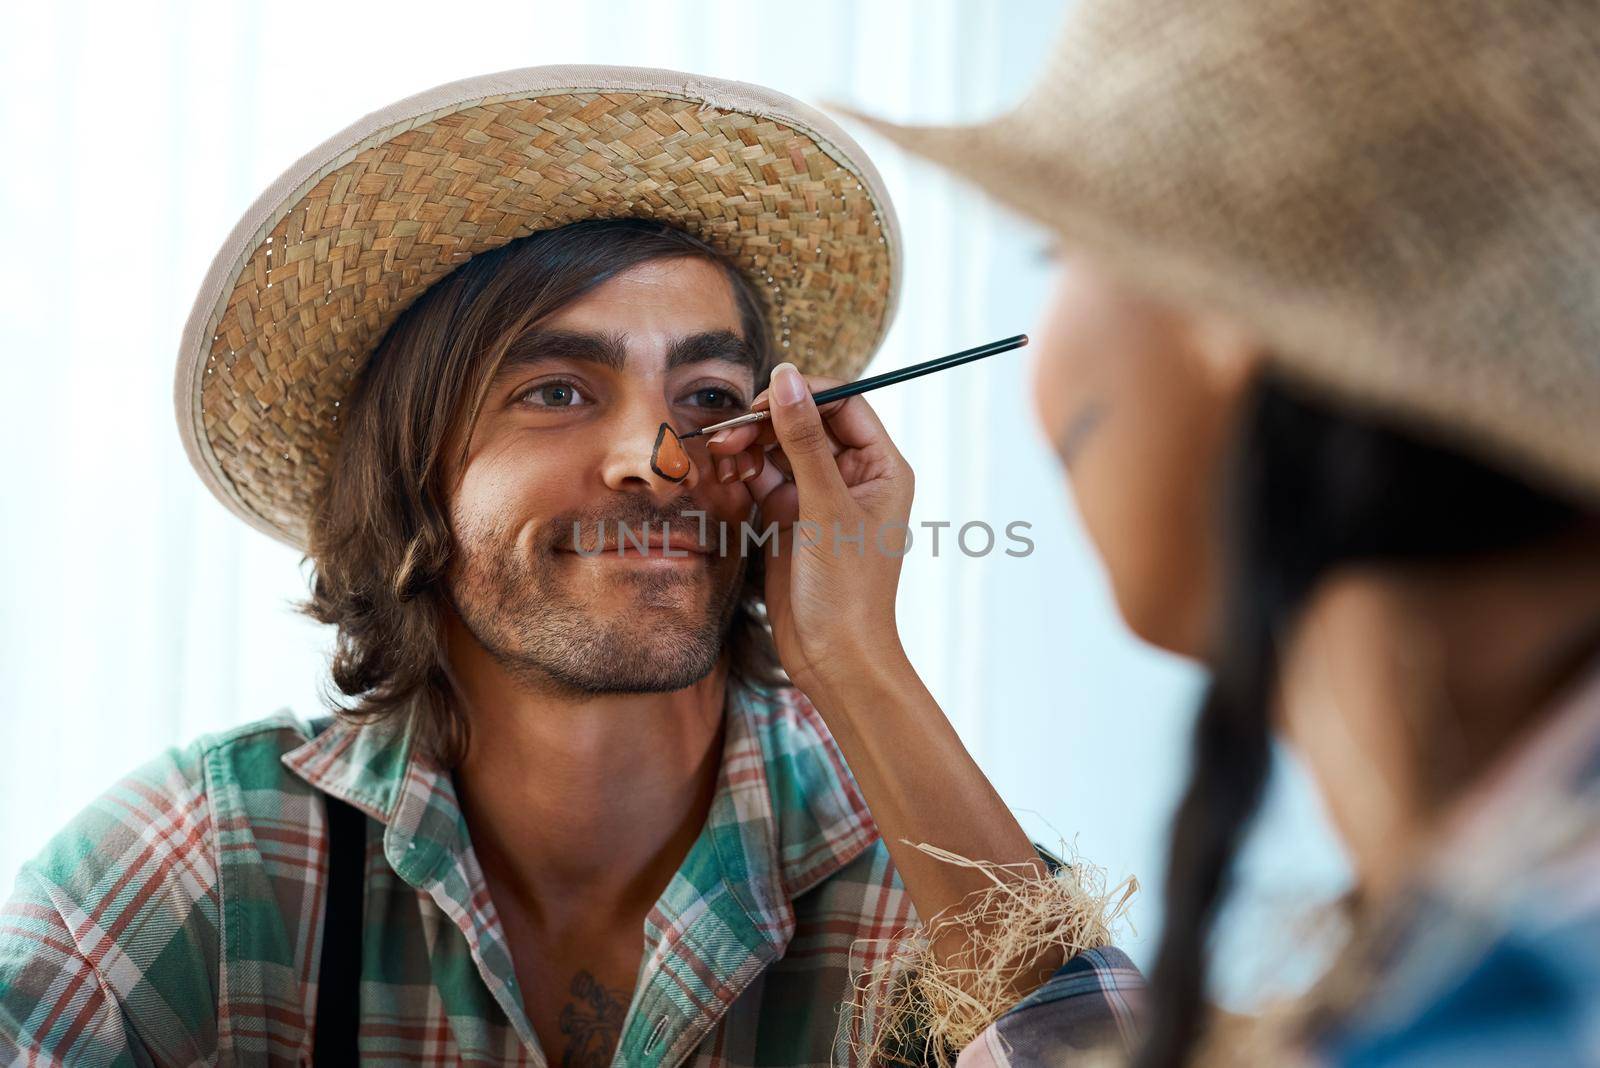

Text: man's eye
xmin=517 ymin=381 xmax=587 ymax=407
xmin=684 ymin=387 xmax=743 ymax=410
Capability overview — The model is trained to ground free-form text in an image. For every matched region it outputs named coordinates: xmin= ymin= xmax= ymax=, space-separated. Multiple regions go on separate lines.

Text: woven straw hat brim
xmin=177 ymin=65 xmax=900 ymax=549
xmin=835 ymin=0 xmax=1600 ymax=507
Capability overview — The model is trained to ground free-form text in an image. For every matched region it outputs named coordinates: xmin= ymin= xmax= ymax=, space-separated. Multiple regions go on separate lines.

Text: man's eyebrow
xmin=490 ymin=329 xmax=629 ymax=383
xmin=666 ymin=330 xmax=761 ymax=376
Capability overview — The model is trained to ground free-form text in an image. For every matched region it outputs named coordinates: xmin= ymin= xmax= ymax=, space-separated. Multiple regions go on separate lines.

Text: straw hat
xmin=836 ymin=0 xmax=1600 ymax=504
xmin=176 ymin=65 xmax=901 ymax=549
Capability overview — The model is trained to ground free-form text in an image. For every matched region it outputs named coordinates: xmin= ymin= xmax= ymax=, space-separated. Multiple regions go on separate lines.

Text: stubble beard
xmin=449 ymin=507 xmax=747 ymax=696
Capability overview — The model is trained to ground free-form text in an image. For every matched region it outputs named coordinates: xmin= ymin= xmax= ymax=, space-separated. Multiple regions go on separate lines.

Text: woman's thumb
xmin=767 ymin=363 xmax=849 ymax=502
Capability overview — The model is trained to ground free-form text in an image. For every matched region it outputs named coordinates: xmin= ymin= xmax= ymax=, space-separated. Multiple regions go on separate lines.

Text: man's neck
xmin=448 ymin=635 xmax=729 ymax=930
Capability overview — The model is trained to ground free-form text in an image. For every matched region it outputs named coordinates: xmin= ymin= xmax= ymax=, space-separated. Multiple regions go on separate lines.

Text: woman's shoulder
xmin=1317 ymin=678 xmax=1600 ymax=1065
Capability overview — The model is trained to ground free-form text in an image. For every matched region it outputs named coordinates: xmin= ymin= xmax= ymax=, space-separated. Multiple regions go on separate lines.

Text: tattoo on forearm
xmin=558 ymin=970 xmax=627 ymax=1067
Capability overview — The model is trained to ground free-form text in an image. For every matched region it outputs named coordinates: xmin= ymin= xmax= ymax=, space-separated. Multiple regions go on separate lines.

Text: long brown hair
xmin=297 ymin=218 xmax=786 ymax=768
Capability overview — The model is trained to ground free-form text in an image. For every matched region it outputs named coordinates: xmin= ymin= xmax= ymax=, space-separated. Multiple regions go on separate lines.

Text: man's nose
xmin=597 ymin=402 xmax=703 ymax=494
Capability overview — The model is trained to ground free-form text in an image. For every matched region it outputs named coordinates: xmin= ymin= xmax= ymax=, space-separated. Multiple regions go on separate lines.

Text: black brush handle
xmin=808 ymin=334 xmax=1029 ymax=406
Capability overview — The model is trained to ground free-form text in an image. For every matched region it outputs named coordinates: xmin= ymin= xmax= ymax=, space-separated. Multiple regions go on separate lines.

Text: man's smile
xmin=555 ymin=524 xmax=713 ymax=566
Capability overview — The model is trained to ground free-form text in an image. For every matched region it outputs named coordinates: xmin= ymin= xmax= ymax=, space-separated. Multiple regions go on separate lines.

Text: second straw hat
xmin=838 ymin=0 xmax=1600 ymax=505
xmin=177 ymin=65 xmax=901 ymax=549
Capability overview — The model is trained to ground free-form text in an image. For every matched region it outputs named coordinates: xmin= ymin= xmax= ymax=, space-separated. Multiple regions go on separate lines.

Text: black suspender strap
xmin=314 ymin=794 xmax=366 ymax=1064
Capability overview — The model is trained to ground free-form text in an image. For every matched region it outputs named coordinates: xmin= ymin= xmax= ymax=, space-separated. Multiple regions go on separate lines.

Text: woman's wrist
xmin=798 ymin=632 xmax=922 ymax=723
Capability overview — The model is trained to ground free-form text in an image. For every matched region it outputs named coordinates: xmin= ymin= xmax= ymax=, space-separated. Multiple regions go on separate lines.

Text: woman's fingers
xmin=704 ymin=367 xmax=904 ymax=495
xmin=756 ymin=479 xmax=799 ymax=526
xmin=703 ymin=420 xmax=764 ymax=454
xmin=732 ymin=443 xmax=765 ymax=484
xmin=764 ymin=364 xmax=852 ymax=506
xmin=707 ymin=441 xmax=766 ymax=484
xmin=708 ymin=418 xmax=845 ymax=460
xmin=749 ymin=374 xmax=850 ymax=413
xmin=738 ymin=372 xmax=896 ymax=456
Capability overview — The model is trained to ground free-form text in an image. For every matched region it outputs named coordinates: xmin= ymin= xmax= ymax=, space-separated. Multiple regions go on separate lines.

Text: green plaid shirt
xmin=0 ymin=681 xmax=927 ymax=1066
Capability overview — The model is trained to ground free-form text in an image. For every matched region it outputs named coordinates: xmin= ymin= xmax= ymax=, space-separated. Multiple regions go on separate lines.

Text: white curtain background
xmin=0 ymin=0 xmax=1349 ymax=1003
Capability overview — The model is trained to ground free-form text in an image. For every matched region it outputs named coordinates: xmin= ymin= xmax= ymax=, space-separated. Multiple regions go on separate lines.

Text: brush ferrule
xmin=684 ymin=410 xmax=771 ymax=438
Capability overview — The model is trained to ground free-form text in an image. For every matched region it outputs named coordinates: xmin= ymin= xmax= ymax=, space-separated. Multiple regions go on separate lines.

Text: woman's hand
xmin=709 ymin=361 xmax=1065 ymax=1010
xmin=706 ymin=361 xmax=914 ymax=698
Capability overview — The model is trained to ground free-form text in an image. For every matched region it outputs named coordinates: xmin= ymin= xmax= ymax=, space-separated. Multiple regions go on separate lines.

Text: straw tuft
xmin=840 ymin=840 xmax=1138 ymax=1067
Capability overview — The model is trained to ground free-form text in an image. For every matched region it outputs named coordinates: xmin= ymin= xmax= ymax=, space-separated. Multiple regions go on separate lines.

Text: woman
xmin=715 ymin=0 xmax=1600 ymax=1062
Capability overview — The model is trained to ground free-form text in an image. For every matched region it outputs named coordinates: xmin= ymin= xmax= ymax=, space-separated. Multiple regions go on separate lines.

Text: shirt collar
xmin=1324 ymin=658 xmax=1600 ymax=1049
xmin=275 ymin=684 xmax=876 ymax=895
xmin=282 ymin=698 xmax=537 ymax=1047
xmin=1431 ymin=650 xmax=1600 ymax=893
xmin=280 ymin=681 xmax=879 ymax=897
xmin=279 ymin=679 xmax=881 ymax=1056
xmin=655 ymin=678 xmax=882 ymax=953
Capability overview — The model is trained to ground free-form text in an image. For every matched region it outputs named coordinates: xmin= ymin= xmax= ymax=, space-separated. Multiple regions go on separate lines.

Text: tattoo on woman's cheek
xmin=558 ymin=970 xmax=626 ymax=1067
xmin=1056 ymin=401 xmax=1107 ymax=466
xmin=651 ymin=422 xmax=690 ymax=482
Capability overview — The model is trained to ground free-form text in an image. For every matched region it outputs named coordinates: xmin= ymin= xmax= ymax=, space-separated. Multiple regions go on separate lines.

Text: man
xmin=0 ymin=67 xmax=1135 ymax=1065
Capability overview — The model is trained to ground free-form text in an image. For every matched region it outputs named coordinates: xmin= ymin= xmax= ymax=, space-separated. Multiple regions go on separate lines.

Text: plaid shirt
xmin=0 ymin=679 xmax=1138 ymax=1066
xmin=1307 ymin=655 xmax=1600 ymax=1067
xmin=955 ymin=947 xmax=1144 ymax=1067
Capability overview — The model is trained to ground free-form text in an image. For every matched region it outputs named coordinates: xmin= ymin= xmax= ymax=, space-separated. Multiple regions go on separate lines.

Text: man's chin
xmin=535 ymin=623 xmax=725 ymax=694
xmin=579 ymin=579 xmax=715 ymax=621
xmin=506 ymin=553 xmax=745 ymax=691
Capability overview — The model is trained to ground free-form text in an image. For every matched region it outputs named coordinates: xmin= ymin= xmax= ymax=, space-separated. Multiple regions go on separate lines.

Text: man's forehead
xmin=553 ymin=255 xmax=744 ymax=326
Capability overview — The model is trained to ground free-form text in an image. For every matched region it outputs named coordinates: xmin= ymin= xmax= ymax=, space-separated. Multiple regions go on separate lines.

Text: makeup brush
xmin=679 ymin=333 xmax=1030 ymax=439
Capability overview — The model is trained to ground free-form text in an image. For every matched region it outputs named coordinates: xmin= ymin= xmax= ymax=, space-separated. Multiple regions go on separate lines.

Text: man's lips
xmin=558 ymin=530 xmax=711 ymax=557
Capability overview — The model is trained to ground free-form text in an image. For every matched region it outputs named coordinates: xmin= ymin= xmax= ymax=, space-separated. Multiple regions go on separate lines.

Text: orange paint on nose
xmin=651 ymin=423 xmax=691 ymax=482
